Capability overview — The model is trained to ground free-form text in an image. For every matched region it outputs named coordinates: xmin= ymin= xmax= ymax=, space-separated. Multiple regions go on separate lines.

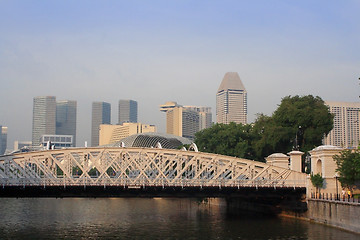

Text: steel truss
xmin=0 ymin=148 xmax=307 ymax=188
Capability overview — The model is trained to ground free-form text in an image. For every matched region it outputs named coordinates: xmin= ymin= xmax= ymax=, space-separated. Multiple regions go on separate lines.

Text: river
xmin=0 ymin=198 xmax=358 ymax=239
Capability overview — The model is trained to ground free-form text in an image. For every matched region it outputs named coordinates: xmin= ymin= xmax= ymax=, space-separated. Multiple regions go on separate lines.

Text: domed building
xmin=101 ymin=132 xmax=192 ymax=149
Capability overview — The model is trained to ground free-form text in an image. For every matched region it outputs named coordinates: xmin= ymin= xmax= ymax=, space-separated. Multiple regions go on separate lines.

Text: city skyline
xmin=160 ymin=101 xmax=212 ymax=140
xmin=1 ymin=1 xmax=359 ymax=148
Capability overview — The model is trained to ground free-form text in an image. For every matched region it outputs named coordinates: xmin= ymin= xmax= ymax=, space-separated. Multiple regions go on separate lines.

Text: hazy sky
xmin=1 ymin=0 xmax=359 ymax=148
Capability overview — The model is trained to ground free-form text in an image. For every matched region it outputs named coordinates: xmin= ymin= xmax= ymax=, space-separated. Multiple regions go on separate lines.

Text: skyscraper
xmin=0 ymin=126 xmax=7 ymax=155
xmin=184 ymin=106 xmax=212 ymax=131
xmin=32 ymin=96 xmax=56 ymax=146
xmin=56 ymin=100 xmax=77 ymax=146
xmin=118 ymin=100 xmax=138 ymax=124
xmin=216 ymin=72 xmax=247 ymax=124
xmin=160 ymin=102 xmax=212 ymax=141
xmin=91 ymin=102 xmax=111 ymax=147
xmin=323 ymin=101 xmax=360 ymax=148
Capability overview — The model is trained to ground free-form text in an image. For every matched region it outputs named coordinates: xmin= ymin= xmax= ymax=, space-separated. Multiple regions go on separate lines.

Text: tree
xmin=252 ymin=114 xmax=293 ymax=161
xmin=195 ymin=95 xmax=333 ymax=163
xmin=252 ymin=95 xmax=333 ymax=160
xmin=195 ymin=122 xmax=256 ymax=160
xmin=310 ymin=173 xmax=324 ymax=196
xmin=333 ymin=148 xmax=360 ymax=193
xmin=271 ymin=95 xmax=333 ymax=153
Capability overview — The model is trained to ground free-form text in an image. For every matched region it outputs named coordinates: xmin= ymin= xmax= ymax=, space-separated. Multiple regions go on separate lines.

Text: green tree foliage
xmin=333 ymin=149 xmax=360 ymax=191
xmin=310 ymin=173 xmax=324 ymax=194
xmin=253 ymin=95 xmax=333 ymax=158
xmin=195 ymin=122 xmax=255 ymax=160
xmin=272 ymin=95 xmax=333 ymax=152
xmin=194 ymin=95 xmax=333 ymax=162
xmin=252 ymin=114 xmax=293 ymax=161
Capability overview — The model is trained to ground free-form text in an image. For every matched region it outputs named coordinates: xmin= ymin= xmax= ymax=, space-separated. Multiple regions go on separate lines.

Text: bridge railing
xmin=0 ymin=177 xmax=306 ymax=189
xmin=0 ymin=147 xmax=307 ymax=189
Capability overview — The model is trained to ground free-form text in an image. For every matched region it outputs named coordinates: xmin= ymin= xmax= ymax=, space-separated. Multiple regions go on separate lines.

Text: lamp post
xmin=334 ymin=172 xmax=339 ymax=200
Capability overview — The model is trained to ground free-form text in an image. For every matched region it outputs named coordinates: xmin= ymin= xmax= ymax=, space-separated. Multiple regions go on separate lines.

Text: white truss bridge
xmin=0 ymin=147 xmax=307 ymax=189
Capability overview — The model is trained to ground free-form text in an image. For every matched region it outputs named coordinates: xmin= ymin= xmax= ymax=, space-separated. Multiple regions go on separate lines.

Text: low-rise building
xmin=99 ymin=123 xmax=156 ymax=146
xmin=41 ymin=134 xmax=74 ymax=148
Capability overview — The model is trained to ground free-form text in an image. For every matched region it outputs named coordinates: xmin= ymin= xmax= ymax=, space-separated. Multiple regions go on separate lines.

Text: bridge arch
xmin=0 ymin=147 xmax=306 ymax=189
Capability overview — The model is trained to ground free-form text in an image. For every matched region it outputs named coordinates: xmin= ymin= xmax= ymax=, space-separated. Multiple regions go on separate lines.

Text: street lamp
xmin=334 ymin=172 xmax=339 ymax=200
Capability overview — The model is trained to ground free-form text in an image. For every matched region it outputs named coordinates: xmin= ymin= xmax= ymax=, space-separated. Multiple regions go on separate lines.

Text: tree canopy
xmin=333 ymin=148 xmax=360 ymax=191
xmin=195 ymin=122 xmax=255 ymax=160
xmin=271 ymin=95 xmax=334 ymax=152
xmin=195 ymin=95 xmax=333 ymax=162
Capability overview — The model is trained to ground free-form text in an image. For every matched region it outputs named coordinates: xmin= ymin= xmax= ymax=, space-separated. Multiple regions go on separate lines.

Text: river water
xmin=0 ymin=198 xmax=358 ymax=239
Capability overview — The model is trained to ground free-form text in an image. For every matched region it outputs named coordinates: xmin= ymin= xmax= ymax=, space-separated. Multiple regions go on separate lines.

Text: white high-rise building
xmin=323 ymin=101 xmax=360 ymax=148
xmin=32 ymin=96 xmax=56 ymax=146
xmin=216 ymin=72 xmax=247 ymax=124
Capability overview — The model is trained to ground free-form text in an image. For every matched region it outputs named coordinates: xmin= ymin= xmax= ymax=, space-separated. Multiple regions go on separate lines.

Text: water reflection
xmin=0 ymin=198 xmax=358 ymax=239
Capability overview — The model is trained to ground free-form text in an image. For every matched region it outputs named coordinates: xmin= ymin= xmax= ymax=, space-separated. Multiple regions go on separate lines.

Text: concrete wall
xmin=307 ymin=199 xmax=360 ymax=233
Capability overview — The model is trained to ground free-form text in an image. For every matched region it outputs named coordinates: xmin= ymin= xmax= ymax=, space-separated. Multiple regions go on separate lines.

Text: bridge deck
xmin=0 ymin=147 xmax=307 ymax=197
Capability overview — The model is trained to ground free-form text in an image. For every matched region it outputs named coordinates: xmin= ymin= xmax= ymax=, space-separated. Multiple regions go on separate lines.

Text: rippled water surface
xmin=0 ymin=198 xmax=358 ymax=239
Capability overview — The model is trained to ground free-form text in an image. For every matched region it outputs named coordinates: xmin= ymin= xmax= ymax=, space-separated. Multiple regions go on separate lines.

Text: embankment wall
xmin=307 ymin=199 xmax=360 ymax=233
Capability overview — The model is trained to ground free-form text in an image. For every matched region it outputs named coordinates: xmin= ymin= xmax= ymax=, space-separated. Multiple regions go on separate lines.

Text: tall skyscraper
xmin=118 ymin=100 xmax=138 ymax=124
xmin=32 ymin=96 xmax=56 ymax=146
xmin=216 ymin=72 xmax=247 ymax=124
xmin=160 ymin=102 xmax=212 ymax=141
xmin=56 ymin=100 xmax=77 ymax=146
xmin=0 ymin=126 xmax=7 ymax=155
xmin=323 ymin=101 xmax=360 ymax=148
xmin=91 ymin=102 xmax=111 ymax=147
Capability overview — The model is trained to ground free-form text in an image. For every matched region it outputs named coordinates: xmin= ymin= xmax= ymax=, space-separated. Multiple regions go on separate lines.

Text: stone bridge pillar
xmin=309 ymin=145 xmax=342 ymax=197
xmin=288 ymin=150 xmax=304 ymax=172
xmin=265 ymin=153 xmax=289 ymax=169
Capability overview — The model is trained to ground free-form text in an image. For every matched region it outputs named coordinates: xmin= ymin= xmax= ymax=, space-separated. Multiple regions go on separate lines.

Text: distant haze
xmin=1 ymin=1 xmax=359 ymax=149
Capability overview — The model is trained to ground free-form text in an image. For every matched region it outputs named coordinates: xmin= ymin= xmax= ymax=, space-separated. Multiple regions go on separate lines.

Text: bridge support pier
xmin=225 ymin=188 xmax=307 ymax=216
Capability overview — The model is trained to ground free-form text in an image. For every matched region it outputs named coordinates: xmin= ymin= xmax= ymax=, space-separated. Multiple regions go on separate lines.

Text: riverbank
xmin=280 ymin=198 xmax=360 ymax=234
xmin=204 ymin=197 xmax=360 ymax=234
xmin=306 ymin=199 xmax=360 ymax=233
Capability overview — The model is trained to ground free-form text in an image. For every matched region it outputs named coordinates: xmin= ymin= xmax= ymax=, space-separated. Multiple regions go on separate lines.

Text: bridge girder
xmin=0 ymin=148 xmax=307 ymax=188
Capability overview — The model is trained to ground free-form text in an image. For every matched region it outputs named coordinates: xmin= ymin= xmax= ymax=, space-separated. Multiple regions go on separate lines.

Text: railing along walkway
xmin=310 ymin=192 xmax=360 ymax=204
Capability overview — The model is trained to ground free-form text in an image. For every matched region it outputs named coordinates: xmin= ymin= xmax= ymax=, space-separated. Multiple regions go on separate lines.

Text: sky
xmin=1 ymin=0 xmax=359 ymax=149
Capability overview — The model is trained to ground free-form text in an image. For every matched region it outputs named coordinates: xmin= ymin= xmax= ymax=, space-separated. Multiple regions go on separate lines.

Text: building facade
xmin=118 ymin=100 xmax=138 ymax=124
xmin=216 ymin=72 xmax=247 ymax=124
xmin=56 ymin=100 xmax=77 ymax=146
xmin=91 ymin=102 xmax=111 ymax=147
xmin=160 ymin=101 xmax=212 ymax=141
xmin=0 ymin=126 xmax=7 ymax=155
xmin=99 ymin=122 xmax=156 ymax=145
xmin=184 ymin=106 xmax=212 ymax=131
xmin=41 ymin=134 xmax=73 ymax=148
xmin=323 ymin=101 xmax=360 ymax=148
xmin=32 ymin=96 xmax=56 ymax=146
